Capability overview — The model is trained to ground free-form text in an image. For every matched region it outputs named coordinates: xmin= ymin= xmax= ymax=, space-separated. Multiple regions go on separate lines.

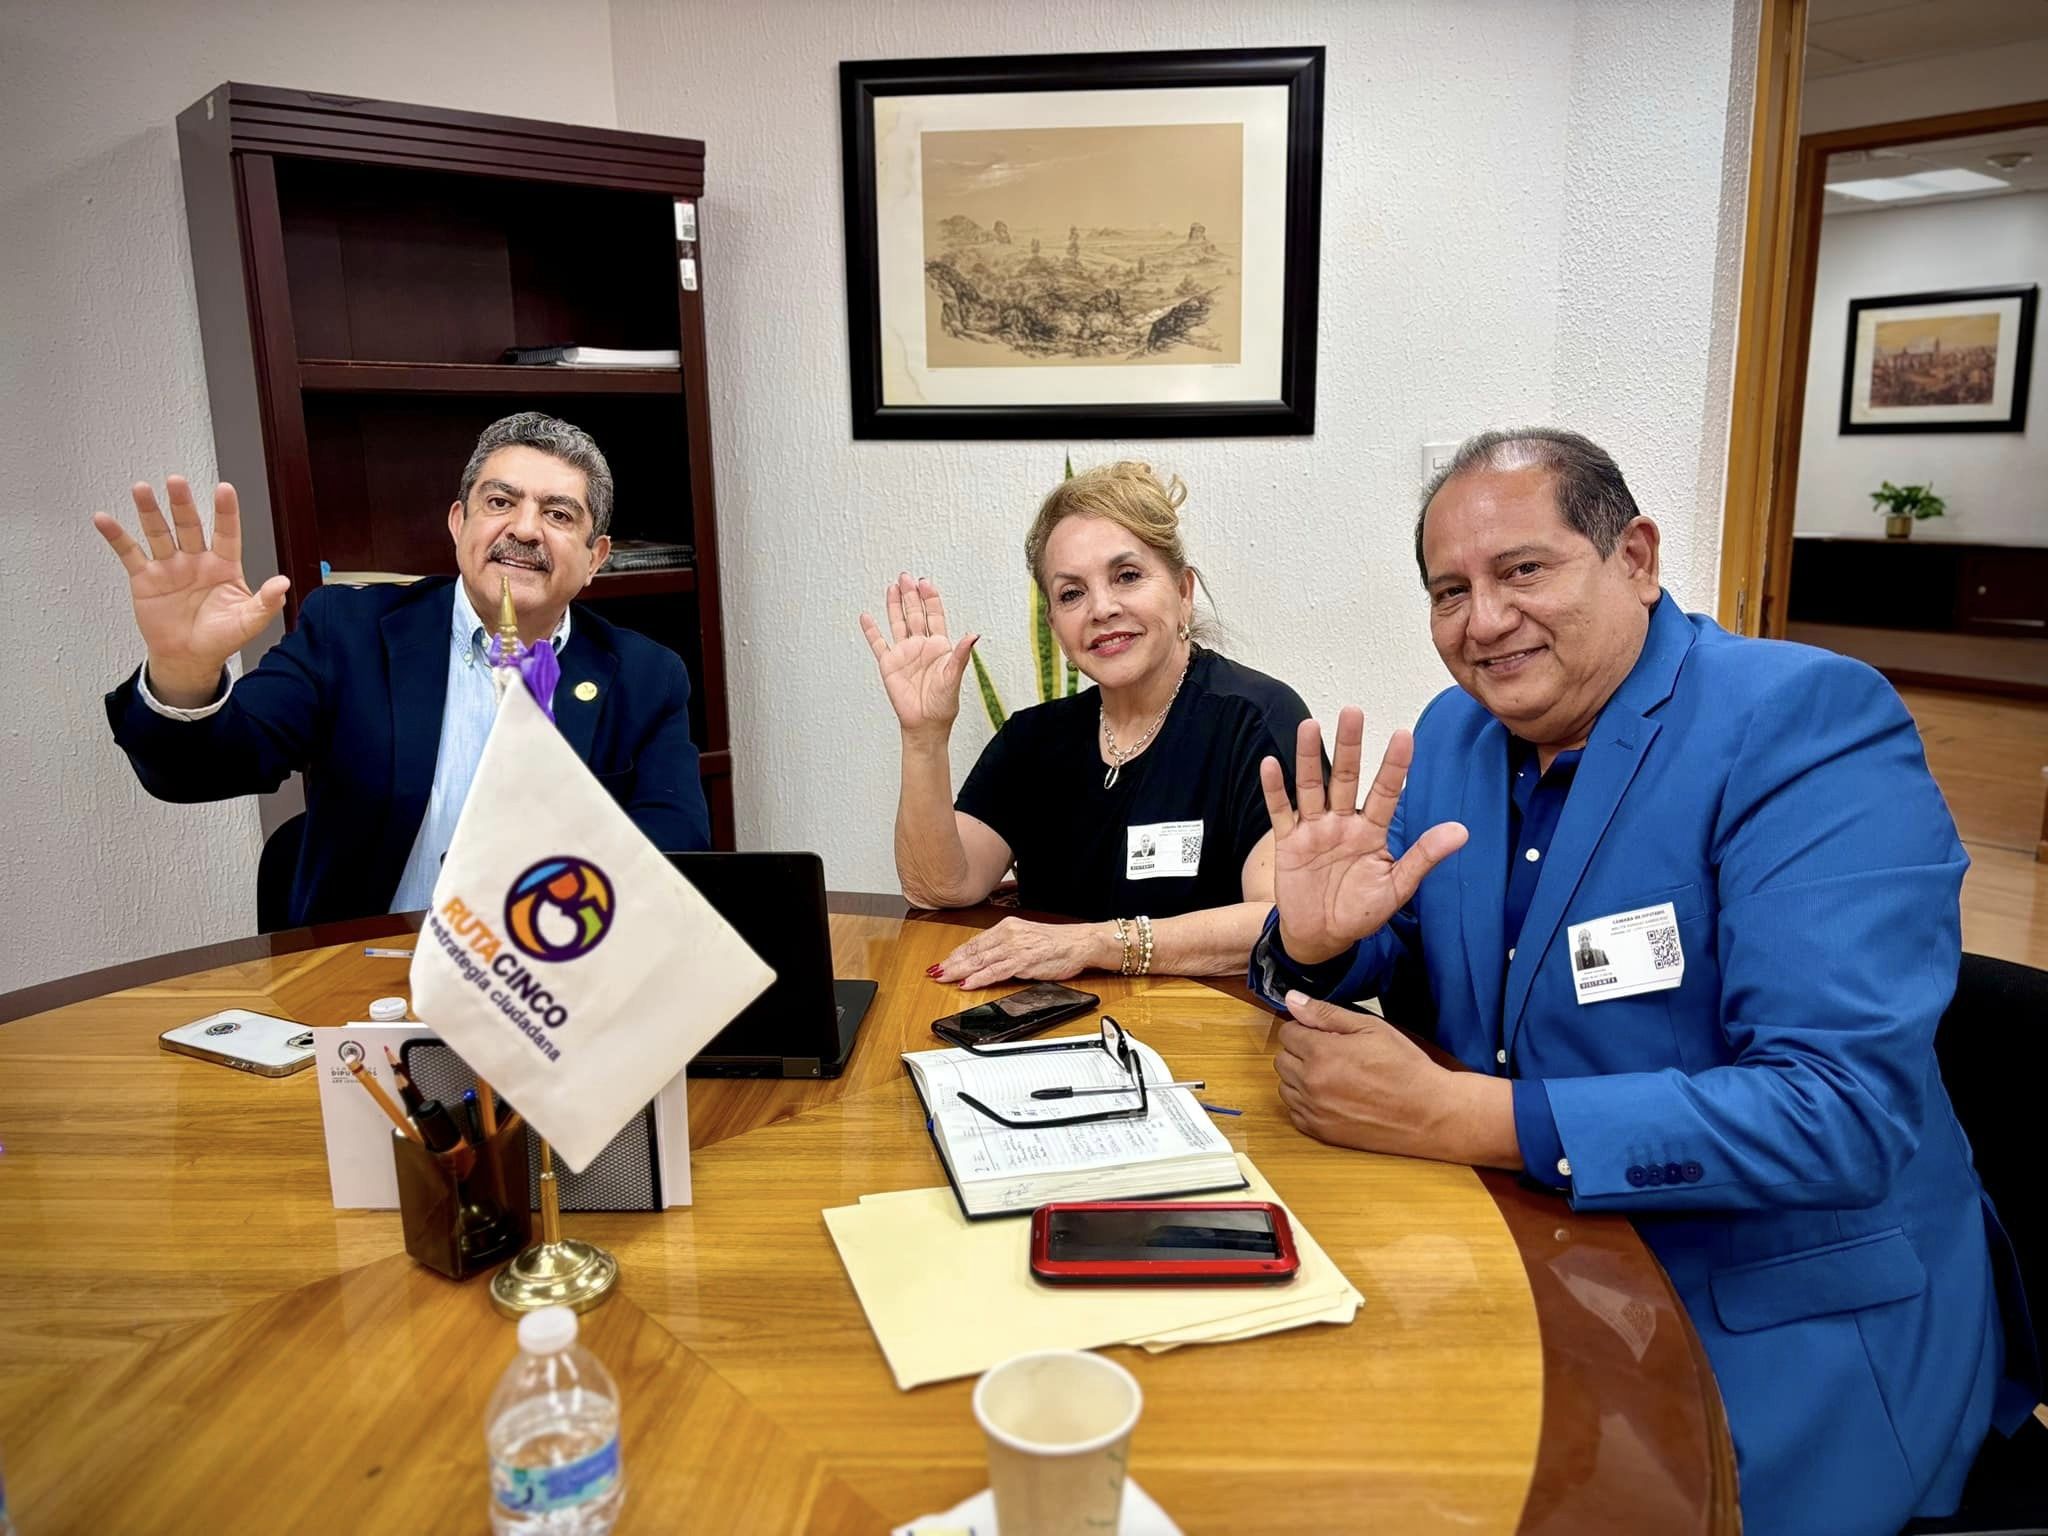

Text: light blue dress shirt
xmin=389 ymin=587 xmax=569 ymax=912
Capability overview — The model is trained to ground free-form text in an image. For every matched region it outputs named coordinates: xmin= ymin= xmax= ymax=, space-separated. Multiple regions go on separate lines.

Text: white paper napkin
xmin=893 ymin=1476 xmax=1182 ymax=1535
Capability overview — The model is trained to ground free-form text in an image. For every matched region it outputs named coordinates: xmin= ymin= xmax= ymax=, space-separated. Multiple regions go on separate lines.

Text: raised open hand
xmin=1261 ymin=709 xmax=1469 ymax=965
xmin=858 ymin=573 xmax=979 ymax=738
xmin=93 ymin=478 xmax=290 ymax=706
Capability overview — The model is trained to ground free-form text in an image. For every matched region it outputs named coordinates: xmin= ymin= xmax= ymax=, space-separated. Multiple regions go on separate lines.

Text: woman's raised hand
xmin=859 ymin=573 xmax=979 ymax=737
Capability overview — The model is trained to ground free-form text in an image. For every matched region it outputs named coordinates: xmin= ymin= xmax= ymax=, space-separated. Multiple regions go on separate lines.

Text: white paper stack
xmin=824 ymin=1154 xmax=1363 ymax=1391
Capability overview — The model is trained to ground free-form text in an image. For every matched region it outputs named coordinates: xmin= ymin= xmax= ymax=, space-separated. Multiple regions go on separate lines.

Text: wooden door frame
xmin=1721 ymin=87 xmax=2048 ymax=636
xmin=1716 ymin=0 xmax=1807 ymax=637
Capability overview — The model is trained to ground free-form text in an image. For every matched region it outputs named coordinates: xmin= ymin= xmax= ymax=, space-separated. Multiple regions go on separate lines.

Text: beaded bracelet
xmin=1135 ymin=913 xmax=1155 ymax=976
xmin=1112 ymin=916 xmax=1135 ymax=977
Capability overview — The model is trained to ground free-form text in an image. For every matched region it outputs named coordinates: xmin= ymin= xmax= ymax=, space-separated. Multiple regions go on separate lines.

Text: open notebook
xmin=902 ymin=1035 xmax=1247 ymax=1219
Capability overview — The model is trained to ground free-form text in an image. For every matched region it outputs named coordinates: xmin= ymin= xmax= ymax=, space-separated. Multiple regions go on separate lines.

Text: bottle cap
xmin=517 ymin=1306 xmax=579 ymax=1356
xmin=368 ymin=997 xmax=408 ymax=1022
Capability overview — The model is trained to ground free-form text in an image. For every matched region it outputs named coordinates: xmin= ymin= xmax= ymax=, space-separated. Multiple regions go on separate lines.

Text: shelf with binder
xmin=591 ymin=567 xmax=695 ymax=598
xmin=298 ymin=360 xmax=684 ymax=396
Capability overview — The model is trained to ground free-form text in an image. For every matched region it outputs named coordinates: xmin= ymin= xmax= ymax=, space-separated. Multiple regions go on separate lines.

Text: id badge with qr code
xmin=1566 ymin=901 xmax=1684 ymax=1004
xmin=1127 ymin=820 xmax=1203 ymax=880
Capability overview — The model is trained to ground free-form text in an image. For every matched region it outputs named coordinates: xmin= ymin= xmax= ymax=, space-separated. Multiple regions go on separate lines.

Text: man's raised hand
xmin=1261 ymin=709 xmax=1468 ymax=965
xmin=93 ymin=477 xmax=290 ymax=708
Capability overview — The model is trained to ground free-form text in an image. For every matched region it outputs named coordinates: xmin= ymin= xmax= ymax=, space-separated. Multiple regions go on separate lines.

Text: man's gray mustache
xmin=488 ymin=543 xmax=551 ymax=571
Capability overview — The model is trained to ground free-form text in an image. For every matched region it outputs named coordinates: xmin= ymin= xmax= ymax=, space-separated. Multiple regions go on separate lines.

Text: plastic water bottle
xmin=487 ymin=1307 xmax=625 ymax=1535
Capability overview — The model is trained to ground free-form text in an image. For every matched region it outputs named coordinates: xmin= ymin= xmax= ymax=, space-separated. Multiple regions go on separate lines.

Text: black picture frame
xmin=839 ymin=46 xmax=1324 ymax=440
xmin=1838 ymin=284 xmax=2037 ymax=435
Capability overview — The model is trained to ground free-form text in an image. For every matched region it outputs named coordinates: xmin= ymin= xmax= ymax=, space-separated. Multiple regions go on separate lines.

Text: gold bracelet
xmin=1112 ymin=917 xmax=1134 ymax=977
xmin=1136 ymin=914 xmax=1154 ymax=976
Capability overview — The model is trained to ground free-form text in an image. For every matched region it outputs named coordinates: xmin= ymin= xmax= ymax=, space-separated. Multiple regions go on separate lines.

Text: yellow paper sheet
xmin=824 ymin=1154 xmax=1363 ymax=1389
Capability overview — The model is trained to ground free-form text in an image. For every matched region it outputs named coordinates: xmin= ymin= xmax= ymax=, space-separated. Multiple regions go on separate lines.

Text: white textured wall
xmin=0 ymin=0 xmax=618 ymax=995
xmin=609 ymin=0 xmax=1755 ymax=899
xmin=1794 ymin=193 xmax=2048 ymax=546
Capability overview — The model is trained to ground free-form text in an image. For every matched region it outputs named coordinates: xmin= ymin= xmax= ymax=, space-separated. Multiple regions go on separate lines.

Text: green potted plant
xmin=970 ymin=454 xmax=1084 ymax=729
xmin=1870 ymin=480 xmax=1945 ymax=540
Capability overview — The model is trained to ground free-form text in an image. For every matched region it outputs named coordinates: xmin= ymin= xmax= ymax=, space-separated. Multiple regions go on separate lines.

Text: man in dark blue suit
xmin=1250 ymin=429 xmax=2036 ymax=1535
xmin=96 ymin=412 xmax=710 ymax=927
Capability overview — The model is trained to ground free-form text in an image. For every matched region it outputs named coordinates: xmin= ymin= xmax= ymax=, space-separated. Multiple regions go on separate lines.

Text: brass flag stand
xmin=490 ymin=1136 xmax=618 ymax=1315
xmin=484 ymin=577 xmax=619 ymax=1317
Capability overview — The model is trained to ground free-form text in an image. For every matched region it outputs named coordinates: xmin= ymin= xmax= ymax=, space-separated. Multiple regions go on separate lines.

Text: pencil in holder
xmin=393 ymin=1118 xmax=532 ymax=1280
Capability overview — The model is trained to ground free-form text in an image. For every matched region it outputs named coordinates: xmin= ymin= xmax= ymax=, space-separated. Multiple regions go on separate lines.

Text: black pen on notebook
xmin=1031 ymin=1079 xmax=1205 ymax=1100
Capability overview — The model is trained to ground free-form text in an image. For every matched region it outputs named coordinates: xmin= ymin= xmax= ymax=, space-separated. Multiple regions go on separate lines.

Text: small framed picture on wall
xmin=1839 ymin=284 xmax=2038 ymax=435
xmin=838 ymin=46 xmax=1325 ymax=439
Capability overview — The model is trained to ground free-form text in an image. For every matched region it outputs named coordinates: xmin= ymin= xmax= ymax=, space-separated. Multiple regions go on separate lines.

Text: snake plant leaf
xmin=969 ymin=646 xmax=1007 ymax=730
xmin=1030 ymin=579 xmax=1058 ymax=703
xmin=1060 ymin=451 xmax=1078 ymax=693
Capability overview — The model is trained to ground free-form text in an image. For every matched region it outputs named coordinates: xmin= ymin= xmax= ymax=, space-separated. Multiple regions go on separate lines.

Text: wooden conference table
xmin=0 ymin=898 xmax=1737 ymax=1534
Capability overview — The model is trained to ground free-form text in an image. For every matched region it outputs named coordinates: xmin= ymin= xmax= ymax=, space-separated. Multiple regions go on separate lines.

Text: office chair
xmin=1901 ymin=952 xmax=2047 ymax=1535
xmin=255 ymin=811 xmax=306 ymax=934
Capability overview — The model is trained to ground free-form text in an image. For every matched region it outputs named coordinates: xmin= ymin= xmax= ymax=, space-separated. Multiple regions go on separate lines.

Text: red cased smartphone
xmin=1029 ymin=1201 xmax=1300 ymax=1285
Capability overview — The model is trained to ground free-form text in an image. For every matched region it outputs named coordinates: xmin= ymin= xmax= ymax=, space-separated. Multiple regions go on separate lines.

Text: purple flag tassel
xmin=488 ymin=633 xmax=561 ymax=722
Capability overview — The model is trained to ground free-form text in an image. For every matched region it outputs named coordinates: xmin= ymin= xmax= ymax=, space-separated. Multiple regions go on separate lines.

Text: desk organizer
xmin=393 ymin=1119 xmax=531 ymax=1280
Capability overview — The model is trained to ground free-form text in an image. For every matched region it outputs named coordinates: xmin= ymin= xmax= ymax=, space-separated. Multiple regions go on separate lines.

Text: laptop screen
xmin=664 ymin=852 xmax=839 ymax=1061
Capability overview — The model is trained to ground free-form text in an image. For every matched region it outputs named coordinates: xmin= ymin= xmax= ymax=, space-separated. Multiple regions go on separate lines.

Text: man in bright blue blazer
xmin=1251 ymin=429 xmax=2035 ymax=1535
xmin=97 ymin=413 xmax=710 ymax=928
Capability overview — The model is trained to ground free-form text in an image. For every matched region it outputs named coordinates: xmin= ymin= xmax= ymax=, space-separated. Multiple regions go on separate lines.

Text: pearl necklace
xmin=1101 ymin=659 xmax=1190 ymax=789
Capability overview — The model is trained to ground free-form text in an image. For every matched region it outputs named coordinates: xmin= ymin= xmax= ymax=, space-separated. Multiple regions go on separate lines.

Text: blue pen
xmin=1199 ymin=1102 xmax=1243 ymax=1117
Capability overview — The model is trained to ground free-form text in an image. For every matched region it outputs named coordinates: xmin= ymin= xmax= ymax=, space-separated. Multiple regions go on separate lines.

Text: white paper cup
xmin=972 ymin=1349 xmax=1143 ymax=1535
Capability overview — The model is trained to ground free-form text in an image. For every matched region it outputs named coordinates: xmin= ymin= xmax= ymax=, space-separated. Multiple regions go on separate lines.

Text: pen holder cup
xmin=394 ymin=1119 xmax=532 ymax=1280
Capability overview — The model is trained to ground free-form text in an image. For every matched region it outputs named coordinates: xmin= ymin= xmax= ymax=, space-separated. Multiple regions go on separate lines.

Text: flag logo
xmin=504 ymin=857 xmax=615 ymax=962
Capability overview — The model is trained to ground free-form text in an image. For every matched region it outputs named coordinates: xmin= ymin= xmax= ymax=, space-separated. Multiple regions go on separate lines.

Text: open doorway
xmin=1728 ymin=1 xmax=2048 ymax=964
xmin=1778 ymin=115 xmax=2047 ymax=695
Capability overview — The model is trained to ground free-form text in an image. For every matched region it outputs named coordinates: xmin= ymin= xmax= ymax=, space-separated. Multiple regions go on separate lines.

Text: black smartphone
xmin=931 ymin=982 xmax=1100 ymax=1046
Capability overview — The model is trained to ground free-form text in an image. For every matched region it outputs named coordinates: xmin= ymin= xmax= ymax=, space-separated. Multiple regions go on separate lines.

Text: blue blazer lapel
xmin=1457 ymin=719 xmax=1511 ymax=1040
xmin=553 ymin=624 xmax=618 ymax=766
xmin=1502 ymin=596 xmax=1694 ymax=1055
xmin=380 ymin=581 xmax=454 ymax=853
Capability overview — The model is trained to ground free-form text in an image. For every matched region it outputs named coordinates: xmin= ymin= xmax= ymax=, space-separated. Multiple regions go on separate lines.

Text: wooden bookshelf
xmin=176 ymin=83 xmax=733 ymax=847
xmin=298 ymin=360 xmax=685 ymax=395
xmin=591 ymin=568 xmax=697 ymax=598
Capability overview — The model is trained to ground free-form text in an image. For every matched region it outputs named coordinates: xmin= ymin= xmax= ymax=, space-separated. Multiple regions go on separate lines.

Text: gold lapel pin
xmin=574 ymin=680 xmax=599 ymax=702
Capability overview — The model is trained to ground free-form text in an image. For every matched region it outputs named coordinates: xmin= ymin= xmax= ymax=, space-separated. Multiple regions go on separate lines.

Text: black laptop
xmin=668 ymin=851 xmax=878 ymax=1078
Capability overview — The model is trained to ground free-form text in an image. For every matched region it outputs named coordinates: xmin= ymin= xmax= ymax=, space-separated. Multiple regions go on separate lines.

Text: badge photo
xmin=1567 ymin=900 xmax=1685 ymax=1005
xmin=1126 ymin=820 xmax=1203 ymax=881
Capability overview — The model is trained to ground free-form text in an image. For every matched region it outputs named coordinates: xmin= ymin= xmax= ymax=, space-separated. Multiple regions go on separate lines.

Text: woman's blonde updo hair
xmin=1024 ymin=461 xmax=1216 ymax=641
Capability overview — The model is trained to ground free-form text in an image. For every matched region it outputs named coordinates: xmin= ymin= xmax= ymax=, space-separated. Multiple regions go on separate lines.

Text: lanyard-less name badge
xmin=1567 ymin=901 xmax=1684 ymax=1004
xmin=1127 ymin=820 xmax=1203 ymax=880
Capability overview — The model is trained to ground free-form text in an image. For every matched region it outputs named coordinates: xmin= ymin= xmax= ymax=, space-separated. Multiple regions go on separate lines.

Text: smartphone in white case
xmin=159 ymin=1009 xmax=317 ymax=1077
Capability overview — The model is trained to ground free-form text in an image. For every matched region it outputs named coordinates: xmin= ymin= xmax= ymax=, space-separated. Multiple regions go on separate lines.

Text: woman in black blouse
xmin=858 ymin=461 xmax=1312 ymax=989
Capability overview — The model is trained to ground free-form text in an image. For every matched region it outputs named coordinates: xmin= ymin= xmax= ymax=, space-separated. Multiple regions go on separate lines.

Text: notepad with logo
xmin=901 ymin=1036 xmax=1246 ymax=1219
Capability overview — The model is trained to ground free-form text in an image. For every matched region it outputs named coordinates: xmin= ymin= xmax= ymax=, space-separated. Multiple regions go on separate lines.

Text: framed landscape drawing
xmin=1839 ymin=284 xmax=2037 ymax=435
xmin=839 ymin=46 xmax=1324 ymax=439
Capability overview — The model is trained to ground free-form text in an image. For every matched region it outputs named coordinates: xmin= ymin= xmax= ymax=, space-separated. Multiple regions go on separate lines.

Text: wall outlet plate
xmin=1422 ymin=441 xmax=1461 ymax=486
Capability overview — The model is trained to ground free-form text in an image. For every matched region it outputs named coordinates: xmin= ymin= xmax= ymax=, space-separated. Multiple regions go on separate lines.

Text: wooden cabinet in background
xmin=1788 ymin=537 xmax=2048 ymax=640
xmin=176 ymin=84 xmax=733 ymax=847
